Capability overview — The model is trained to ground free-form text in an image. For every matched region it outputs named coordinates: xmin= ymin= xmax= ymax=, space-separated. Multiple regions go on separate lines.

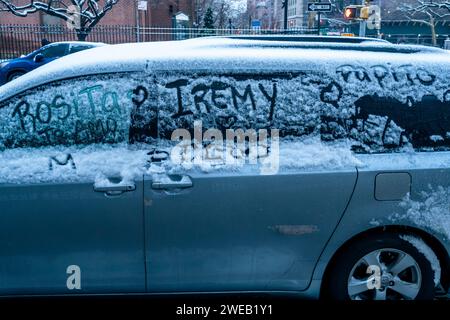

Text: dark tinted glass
xmin=41 ymin=44 xmax=68 ymax=58
xmin=0 ymin=73 xmax=149 ymax=149
xmin=70 ymin=45 xmax=94 ymax=54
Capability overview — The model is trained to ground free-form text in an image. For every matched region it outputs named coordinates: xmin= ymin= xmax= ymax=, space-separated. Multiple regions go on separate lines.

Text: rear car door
xmin=0 ymin=74 xmax=147 ymax=294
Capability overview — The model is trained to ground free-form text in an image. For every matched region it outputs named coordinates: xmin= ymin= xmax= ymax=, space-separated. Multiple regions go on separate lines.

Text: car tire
xmin=7 ymin=71 xmax=25 ymax=82
xmin=324 ymin=233 xmax=437 ymax=300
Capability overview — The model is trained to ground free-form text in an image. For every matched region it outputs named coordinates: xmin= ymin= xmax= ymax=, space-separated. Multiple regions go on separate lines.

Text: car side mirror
xmin=34 ymin=53 xmax=44 ymax=63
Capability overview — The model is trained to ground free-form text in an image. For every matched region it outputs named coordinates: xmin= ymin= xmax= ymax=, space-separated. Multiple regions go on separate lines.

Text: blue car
xmin=0 ymin=41 xmax=104 ymax=85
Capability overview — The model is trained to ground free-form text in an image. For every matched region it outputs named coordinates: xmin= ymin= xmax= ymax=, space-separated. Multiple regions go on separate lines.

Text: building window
xmin=40 ymin=1 xmax=63 ymax=25
xmin=41 ymin=14 xmax=61 ymax=25
xmin=288 ymin=0 xmax=297 ymax=17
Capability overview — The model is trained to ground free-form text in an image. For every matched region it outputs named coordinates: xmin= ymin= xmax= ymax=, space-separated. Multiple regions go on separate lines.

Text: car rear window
xmin=70 ymin=44 xmax=95 ymax=54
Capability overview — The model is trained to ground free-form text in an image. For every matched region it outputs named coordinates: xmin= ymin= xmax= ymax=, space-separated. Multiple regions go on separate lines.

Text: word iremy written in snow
xmin=164 ymin=79 xmax=278 ymax=121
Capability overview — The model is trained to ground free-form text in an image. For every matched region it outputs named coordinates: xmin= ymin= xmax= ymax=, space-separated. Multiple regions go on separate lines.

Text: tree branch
xmin=0 ymin=0 xmax=119 ymax=34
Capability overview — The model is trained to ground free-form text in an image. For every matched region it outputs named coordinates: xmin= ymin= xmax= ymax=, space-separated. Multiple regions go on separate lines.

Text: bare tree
xmin=195 ymin=0 xmax=245 ymax=29
xmin=0 ymin=0 xmax=120 ymax=41
xmin=399 ymin=0 xmax=450 ymax=46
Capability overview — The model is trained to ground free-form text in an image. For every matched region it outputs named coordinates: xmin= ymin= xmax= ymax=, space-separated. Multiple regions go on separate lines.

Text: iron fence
xmin=0 ymin=25 xmax=137 ymax=59
xmin=0 ymin=24 xmax=319 ymax=59
xmin=383 ymin=33 xmax=449 ymax=47
xmin=0 ymin=24 xmax=448 ymax=59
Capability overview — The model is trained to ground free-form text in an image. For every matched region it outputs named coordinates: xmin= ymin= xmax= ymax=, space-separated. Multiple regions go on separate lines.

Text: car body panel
xmin=312 ymin=152 xmax=450 ymax=285
xmin=0 ymin=179 xmax=146 ymax=294
xmin=144 ymin=168 xmax=357 ymax=292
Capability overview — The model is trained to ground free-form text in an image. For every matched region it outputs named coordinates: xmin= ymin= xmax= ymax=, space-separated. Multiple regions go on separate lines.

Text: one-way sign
xmin=307 ymin=2 xmax=332 ymax=12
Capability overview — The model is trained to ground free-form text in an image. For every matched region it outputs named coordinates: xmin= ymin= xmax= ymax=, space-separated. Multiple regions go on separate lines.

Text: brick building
xmin=246 ymin=0 xmax=281 ymax=29
xmin=0 ymin=0 xmax=196 ymax=28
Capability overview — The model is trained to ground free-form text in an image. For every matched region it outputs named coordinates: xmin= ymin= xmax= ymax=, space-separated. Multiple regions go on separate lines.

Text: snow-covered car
xmin=0 ymin=36 xmax=449 ymax=300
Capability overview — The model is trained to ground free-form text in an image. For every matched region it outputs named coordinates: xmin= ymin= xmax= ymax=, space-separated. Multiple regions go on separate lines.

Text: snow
xmin=400 ymin=234 xmax=441 ymax=286
xmin=1 ymin=38 xmax=448 ymax=156
xmin=0 ymin=73 xmax=144 ymax=149
xmin=0 ymin=137 xmax=360 ymax=185
xmin=3 ymin=58 xmax=448 ymax=153
xmin=0 ymin=143 xmax=149 ymax=185
xmin=391 ymin=187 xmax=450 ymax=241
xmin=430 ymin=135 xmax=444 ymax=142
xmin=1 ymin=37 xmax=449 ymax=103
xmin=0 ymin=37 xmax=449 ymax=184
xmin=355 ymin=151 xmax=450 ymax=171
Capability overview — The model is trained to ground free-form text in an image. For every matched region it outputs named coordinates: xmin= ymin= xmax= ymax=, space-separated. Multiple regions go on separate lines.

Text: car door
xmin=144 ymin=168 xmax=356 ymax=292
xmin=0 ymin=74 xmax=146 ymax=295
xmin=143 ymin=71 xmax=358 ymax=292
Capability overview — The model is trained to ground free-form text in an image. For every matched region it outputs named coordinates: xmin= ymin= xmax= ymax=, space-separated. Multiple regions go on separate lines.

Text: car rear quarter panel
xmin=313 ymin=152 xmax=450 ymax=285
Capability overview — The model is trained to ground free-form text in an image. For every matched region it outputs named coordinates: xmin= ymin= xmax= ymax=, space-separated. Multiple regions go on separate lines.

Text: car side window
xmin=155 ymin=68 xmax=450 ymax=154
xmin=0 ymin=73 xmax=156 ymax=149
xmin=319 ymin=64 xmax=450 ymax=153
xmin=335 ymin=94 xmax=450 ymax=152
xmin=156 ymin=72 xmax=300 ymax=139
xmin=40 ymin=44 xmax=68 ymax=59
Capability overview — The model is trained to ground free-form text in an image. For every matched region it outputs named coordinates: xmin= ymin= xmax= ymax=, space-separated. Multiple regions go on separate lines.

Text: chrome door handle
xmin=151 ymin=175 xmax=193 ymax=190
xmin=93 ymin=184 xmax=136 ymax=193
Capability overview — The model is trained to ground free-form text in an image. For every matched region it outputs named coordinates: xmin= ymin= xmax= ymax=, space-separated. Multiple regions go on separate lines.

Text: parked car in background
xmin=0 ymin=41 xmax=104 ymax=85
xmin=0 ymin=36 xmax=449 ymax=300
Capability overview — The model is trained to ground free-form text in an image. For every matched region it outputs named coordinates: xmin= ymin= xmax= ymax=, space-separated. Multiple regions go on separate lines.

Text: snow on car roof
xmin=0 ymin=36 xmax=449 ymax=103
xmin=44 ymin=41 xmax=105 ymax=46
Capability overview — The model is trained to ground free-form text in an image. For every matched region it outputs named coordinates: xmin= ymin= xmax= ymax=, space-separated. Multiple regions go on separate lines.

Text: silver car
xmin=0 ymin=36 xmax=449 ymax=300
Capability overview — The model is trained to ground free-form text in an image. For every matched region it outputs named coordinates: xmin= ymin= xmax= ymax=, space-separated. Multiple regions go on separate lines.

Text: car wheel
xmin=7 ymin=71 xmax=25 ymax=82
xmin=325 ymin=233 xmax=437 ymax=300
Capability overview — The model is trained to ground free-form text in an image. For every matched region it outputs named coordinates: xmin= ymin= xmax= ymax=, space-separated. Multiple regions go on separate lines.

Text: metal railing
xmin=0 ymin=24 xmax=448 ymax=59
xmin=0 ymin=24 xmax=315 ymax=59
xmin=0 ymin=25 xmax=318 ymax=59
xmin=383 ymin=33 xmax=449 ymax=47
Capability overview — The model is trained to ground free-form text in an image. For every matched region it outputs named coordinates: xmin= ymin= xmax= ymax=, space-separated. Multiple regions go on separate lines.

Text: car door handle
xmin=93 ymin=184 xmax=136 ymax=193
xmin=151 ymin=175 xmax=193 ymax=190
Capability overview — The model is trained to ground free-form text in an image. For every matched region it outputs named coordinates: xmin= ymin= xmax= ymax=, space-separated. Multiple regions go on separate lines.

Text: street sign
xmin=137 ymin=0 xmax=147 ymax=11
xmin=307 ymin=2 xmax=332 ymax=12
xmin=251 ymin=20 xmax=261 ymax=30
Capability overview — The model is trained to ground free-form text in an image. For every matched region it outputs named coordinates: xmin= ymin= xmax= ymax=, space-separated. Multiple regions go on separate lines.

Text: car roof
xmin=43 ymin=41 xmax=105 ymax=46
xmin=1 ymin=36 xmax=449 ymax=103
xmin=224 ymin=35 xmax=389 ymax=44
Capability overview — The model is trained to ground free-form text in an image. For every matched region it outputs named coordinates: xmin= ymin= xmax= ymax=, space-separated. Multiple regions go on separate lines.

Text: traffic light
xmin=344 ymin=6 xmax=358 ymax=20
xmin=344 ymin=5 xmax=371 ymax=20
xmin=360 ymin=6 xmax=370 ymax=19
